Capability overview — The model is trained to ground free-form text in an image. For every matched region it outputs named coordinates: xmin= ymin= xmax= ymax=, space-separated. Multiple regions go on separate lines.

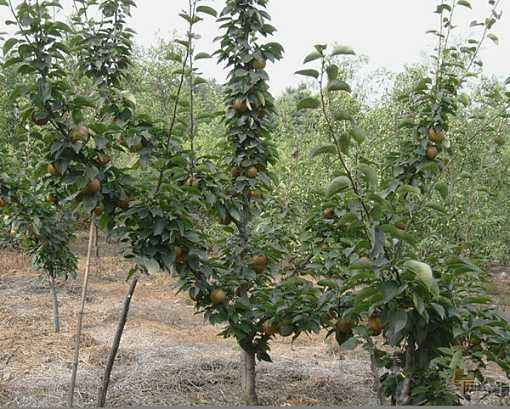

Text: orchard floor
xmin=0 ymin=242 xmax=375 ymax=407
xmin=0 ymin=237 xmax=509 ymax=407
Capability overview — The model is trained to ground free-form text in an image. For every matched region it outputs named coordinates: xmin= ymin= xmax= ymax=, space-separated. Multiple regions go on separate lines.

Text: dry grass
xmin=0 ymin=241 xmax=376 ymax=407
xmin=1 ymin=240 xmax=510 ymax=407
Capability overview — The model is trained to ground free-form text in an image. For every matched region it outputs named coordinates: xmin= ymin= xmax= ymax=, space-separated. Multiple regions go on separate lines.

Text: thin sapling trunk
xmin=241 ymin=348 xmax=258 ymax=405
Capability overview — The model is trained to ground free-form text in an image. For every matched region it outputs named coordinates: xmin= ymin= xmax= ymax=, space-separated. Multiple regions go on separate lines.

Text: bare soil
xmin=1 ymin=237 xmax=509 ymax=407
xmin=0 ymin=241 xmax=375 ymax=407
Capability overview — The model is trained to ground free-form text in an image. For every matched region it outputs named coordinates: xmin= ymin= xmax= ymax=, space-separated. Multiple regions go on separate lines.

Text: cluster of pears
xmin=230 ymin=164 xmax=264 ymax=201
xmin=230 ymin=54 xmax=267 ymax=114
xmin=205 ymin=254 xmax=268 ymax=309
xmin=231 ymin=165 xmax=260 ymax=179
xmin=207 ymin=54 xmax=269 ymax=322
xmin=335 ymin=314 xmax=383 ymax=337
xmin=47 ymin=163 xmax=101 ymax=199
xmin=425 ymin=127 xmax=446 ymax=160
xmin=47 ymin=164 xmax=131 ymax=213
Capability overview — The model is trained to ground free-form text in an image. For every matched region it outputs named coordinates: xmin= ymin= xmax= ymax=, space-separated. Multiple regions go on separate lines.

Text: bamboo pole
xmin=97 ymin=276 xmax=138 ymax=407
xmin=67 ymin=216 xmax=95 ymax=407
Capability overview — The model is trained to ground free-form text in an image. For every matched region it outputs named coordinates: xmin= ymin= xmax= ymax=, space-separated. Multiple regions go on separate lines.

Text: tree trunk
xmin=48 ymin=274 xmax=60 ymax=333
xmin=241 ymin=348 xmax=258 ymax=405
xmin=235 ymin=198 xmax=258 ymax=404
xmin=396 ymin=340 xmax=415 ymax=405
xmin=366 ymin=337 xmax=385 ymax=405
xmin=97 ymin=276 xmax=138 ymax=407
xmin=67 ymin=217 xmax=95 ymax=407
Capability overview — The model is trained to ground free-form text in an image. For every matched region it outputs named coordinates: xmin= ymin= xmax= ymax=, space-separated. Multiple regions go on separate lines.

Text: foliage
xmin=294 ymin=0 xmax=510 ymax=404
xmin=1 ymin=0 xmax=510 ymax=406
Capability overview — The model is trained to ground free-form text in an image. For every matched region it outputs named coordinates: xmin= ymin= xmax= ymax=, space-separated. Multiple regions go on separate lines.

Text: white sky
xmin=1 ymin=1 xmax=508 ymax=95
xmin=128 ymin=1 xmax=510 ymax=95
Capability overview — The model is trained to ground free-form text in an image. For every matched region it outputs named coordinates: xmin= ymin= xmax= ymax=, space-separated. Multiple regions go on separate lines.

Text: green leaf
xmin=412 ymin=293 xmax=426 ymax=318
xmin=327 ymin=64 xmax=339 ymax=81
xmin=399 ymin=118 xmax=415 ymax=128
xmin=338 ymin=132 xmax=351 ymax=153
xmin=425 ymin=203 xmax=447 ymax=214
xmin=327 ymin=176 xmax=351 ymax=196
xmin=449 ymin=348 xmax=464 ymax=370
xmin=331 ymin=45 xmax=355 ymax=56
xmin=196 ymin=5 xmax=217 ymax=17
xmin=446 ymin=256 xmax=481 ymax=274
xmin=379 ymin=281 xmax=407 ymax=303
xmin=487 ymin=33 xmax=499 ymax=45
xmin=390 ymin=310 xmax=408 ymax=334
xmin=257 ymin=350 xmax=272 ymax=362
xmin=297 ymin=97 xmax=321 ymax=110
xmin=435 ymin=182 xmax=448 ymax=200
xmin=3 ymin=38 xmax=18 ymax=55
xmin=436 ymin=4 xmax=452 ymax=13
xmin=431 ymin=303 xmax=446 ymax=319
xmin=314 ymin=44 xmax=328 ymax=53
xmin=317 ymin=279 xmax=338 ymax=289
xmin=458 ymin=0 xmax=472 ymax=8
xmin=350 ymin=126 xmax=366 ymax=144
xmin=458 ymin=93 xmax=471 ymax=106
xmin=166 ymin=52 xmax=182 ymax=62
xmin=404 ymin=260 xmax=439 ymax=297
xmin=341 ymin=336 xmax=361 ymax=350
xmin=414 ymin=77 xmax=432 ymax=92
xmin=295 ymin=69 xmax=320 ymax=79
xmin=382 ymin=225 xmax=417 ymax=246
xmin=333 ymin=111 xmax=353 ymax=121
xmin=485 ymin=17 xmax=496 ymax=29
xmin=136 ymin=256 xmax=160 ymax=275
xmin=175 ymin=39 xmax=190 ymax=48
xmin=400 ymin=185 xmax=421 ymax=196
xmin=464 ymin=296 xmax=492 ymax=305
xmin=179 ymin=12 xmax=197 ymax=24
xmin=310 ymin=144 xmax=337 ymax=159
xmin=327 ymin=80 xmax=351 ymax=93
xmin=303 ymin=50 xmax=322 ymax=64
xmin=195 ymin=52 xmax=211 ymax=60
xmin=74 ymin=96 xmax=96 ymax=108
xmin=359 ymin=164 xmax=378 ymax=189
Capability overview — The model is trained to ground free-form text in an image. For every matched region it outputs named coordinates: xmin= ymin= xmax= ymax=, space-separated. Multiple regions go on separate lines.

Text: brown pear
xmin=426 ymin=146 xmax=439 ymax=160
xmin=84 ymin=178 xmax=101 ymax=194
xmin=336 ymin=318 xmax=354 ymax=334
xmin=246 ymin=166 xmax=258 ymax=178
xmin=210 ymin=288 xmax=227 ymax=305
xmin=323 ymin=208 xmax=335 ymax=220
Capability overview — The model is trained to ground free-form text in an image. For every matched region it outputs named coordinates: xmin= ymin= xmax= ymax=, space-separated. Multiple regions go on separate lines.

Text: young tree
xmin=212 ymin=0 xmax=286 ymax=403
xmin=297 ymin=0 xmax=510 ymax=405
xmin=0 ymin=49 xmax=77 ymax=334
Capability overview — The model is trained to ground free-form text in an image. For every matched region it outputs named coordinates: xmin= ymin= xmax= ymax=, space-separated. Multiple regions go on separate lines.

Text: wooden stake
xmin=48 ymin=274 xmax=60 ymax=333
xmin=97 ymin=276 xmax=138 ymax=407
xmin=93 ymin=222 xmax=99 ymax=258
xmin=67 ymin=216 xmax=95 ymax=407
